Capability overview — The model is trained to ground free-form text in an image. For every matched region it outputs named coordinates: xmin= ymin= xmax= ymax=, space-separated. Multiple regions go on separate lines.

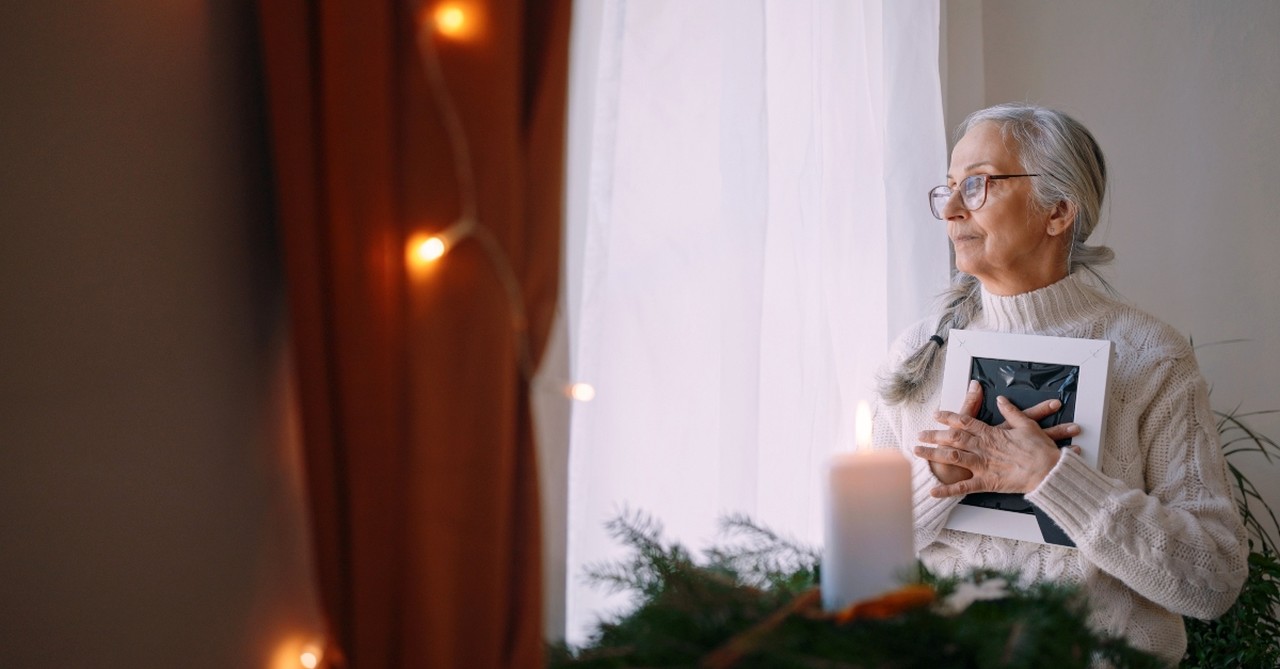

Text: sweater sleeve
xmin=1025 ymin=355 xmax=1248 ymax=619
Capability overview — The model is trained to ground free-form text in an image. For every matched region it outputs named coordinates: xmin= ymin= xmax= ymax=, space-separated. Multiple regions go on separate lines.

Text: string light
xmin=269 ymin=637 xmax=324 ymax=669
xmin=274 ymin=6 xmax=514 ymax=669
xmin=427 ymin=2 xmax=482 ymax=42
xmin=410 ymin=235 xmax=446 ymax=264
xmin=567 ymin=383 xmax=596 ymax=402
xmin=432 ymin=3 xmax=466 ymax=38
xmin=411 ymin=4 xmax=534 ymax=380
xmin=406 ymin=218 xmax=475 ymax=271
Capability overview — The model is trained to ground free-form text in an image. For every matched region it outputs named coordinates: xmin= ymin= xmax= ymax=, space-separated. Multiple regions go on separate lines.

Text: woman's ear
xmin=1046 ymin=200 xmax=1077 ymax=237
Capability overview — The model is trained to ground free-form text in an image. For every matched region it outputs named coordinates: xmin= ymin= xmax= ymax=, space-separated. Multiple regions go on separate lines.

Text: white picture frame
xmin=937 ymin=329 xmax=1114 ymax=547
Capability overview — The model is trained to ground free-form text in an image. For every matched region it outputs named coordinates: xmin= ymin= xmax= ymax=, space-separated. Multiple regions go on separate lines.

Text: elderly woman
xmin=874 ymin=103 xmax=1247 ymax=665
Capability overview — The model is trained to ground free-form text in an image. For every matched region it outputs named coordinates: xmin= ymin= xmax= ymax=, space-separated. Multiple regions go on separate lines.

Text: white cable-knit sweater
xmin=873 ymin=274 xmax=1248 ymax=666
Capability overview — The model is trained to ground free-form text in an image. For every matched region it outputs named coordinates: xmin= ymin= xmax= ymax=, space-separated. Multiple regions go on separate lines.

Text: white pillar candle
xmin=821 ymin=401 xmax=914 ymax=611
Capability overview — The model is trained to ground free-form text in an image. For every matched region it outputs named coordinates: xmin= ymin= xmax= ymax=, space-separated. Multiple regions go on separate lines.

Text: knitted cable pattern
xmin=872 ymin=273 xmax=1248 ymax=666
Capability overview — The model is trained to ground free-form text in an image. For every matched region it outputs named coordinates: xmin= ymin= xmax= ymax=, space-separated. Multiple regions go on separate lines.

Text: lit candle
xmin=821 ymin=401 xmax=914 ymax=610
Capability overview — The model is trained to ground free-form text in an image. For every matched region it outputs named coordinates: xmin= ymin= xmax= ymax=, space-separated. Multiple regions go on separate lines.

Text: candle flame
xmin=855 ymin=401 xmax=872 ymax=452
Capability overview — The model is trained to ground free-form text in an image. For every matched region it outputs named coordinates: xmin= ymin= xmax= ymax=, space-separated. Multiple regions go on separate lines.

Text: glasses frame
xmin=928 ymin=173 xmax=1040 ymax=220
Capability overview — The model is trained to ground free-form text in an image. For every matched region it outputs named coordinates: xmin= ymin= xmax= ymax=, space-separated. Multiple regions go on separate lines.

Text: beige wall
xmin=0 ymin=2 xmax=321 ymax=666
xmin=946 ymin=0 xmax=1280 ymax=538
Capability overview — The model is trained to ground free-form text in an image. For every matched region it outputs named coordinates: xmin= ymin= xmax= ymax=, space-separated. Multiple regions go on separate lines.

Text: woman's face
xmin=943 ymin=122 xmax=1069 ymax=296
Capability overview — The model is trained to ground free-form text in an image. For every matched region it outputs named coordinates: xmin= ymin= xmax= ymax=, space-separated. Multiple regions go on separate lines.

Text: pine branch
xmin=555 ymin=512 xmax=1161 ymax=669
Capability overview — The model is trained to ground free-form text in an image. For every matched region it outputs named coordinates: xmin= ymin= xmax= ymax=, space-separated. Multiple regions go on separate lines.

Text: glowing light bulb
xmin=407 ymin=233 xmax=447 ymax=270
xmin=568 ymin=383 xmax=596 ymax=402
xmin=433 ymin=3 xmax=469 ymax=38
xmin=298 ymin=641 xmax=324 ymax=669
xmin=406 ymin=220 xmax=474 ymax=275
xmin=418 ymin=236 xmax=446 ymax=261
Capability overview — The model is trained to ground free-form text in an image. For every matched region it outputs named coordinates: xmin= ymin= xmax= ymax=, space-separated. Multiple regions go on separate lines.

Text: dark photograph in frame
xmin=957 ymin=357 xmax=1080 ymax=547
xmin=936 ymin=330 xmax=1114 ymax=547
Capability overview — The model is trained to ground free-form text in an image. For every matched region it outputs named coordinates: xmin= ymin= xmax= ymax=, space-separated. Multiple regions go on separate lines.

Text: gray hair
xmin=879 ymin=103 xmax=1114 ymax=405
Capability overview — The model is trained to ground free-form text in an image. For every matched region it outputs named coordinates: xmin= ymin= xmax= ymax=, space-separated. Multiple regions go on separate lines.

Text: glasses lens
xmin=961 ymin=175 xmax=987 ymax=210
xmin=928 ymin=186 xmax=951 ymax=219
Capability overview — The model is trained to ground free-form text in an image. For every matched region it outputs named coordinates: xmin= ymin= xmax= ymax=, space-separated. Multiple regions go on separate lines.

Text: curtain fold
xmin=257 ymin=0 xmax=571 ymax=666
xmin=563 ymin=0 xmax=948 ymax=643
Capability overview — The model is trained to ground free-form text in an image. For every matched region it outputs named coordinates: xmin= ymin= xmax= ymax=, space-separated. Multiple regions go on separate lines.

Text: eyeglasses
xmin=928 ymin=174 xmax=1040 ymax=219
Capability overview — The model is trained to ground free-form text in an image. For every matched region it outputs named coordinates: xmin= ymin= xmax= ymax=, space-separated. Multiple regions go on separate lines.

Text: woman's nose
xmin=941 ymin=190 xmax=967 ymax=219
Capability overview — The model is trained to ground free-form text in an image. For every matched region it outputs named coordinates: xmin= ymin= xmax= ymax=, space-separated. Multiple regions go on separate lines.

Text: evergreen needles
xmin=551 ymin=511 xmax=1161 ymax=668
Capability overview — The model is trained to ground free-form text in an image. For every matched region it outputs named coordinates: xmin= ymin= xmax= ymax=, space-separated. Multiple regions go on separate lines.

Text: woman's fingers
xmin=914 ymin=445 xmax=980 ymax=469
xmin=932 ymin=409 xmax=980 ymax=430
xmin=930 ymin=477 xmax=978 ymax=498
xmin=1041 ymin=422 xmax=1080 ymax=441
xmin=920 ymin=396 xmax=1071 ymax=495
xmin=994 ymin=395 xmax=1040 ymax=428
xmin=959 ymin=380 xmax=984 ymax=418
xmin=1020 ymin=397 xmax=1063 ymax=422
xmin=928 ymin=461 xmax=974 ymax=484
xmin=918 ymin=427 xmax=975 ymax=449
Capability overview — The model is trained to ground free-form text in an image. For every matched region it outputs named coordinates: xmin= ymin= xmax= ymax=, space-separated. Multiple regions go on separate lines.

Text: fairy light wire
xmin=413 ymin=5 xmax=477 ymax=224
xmin=412 ymin=2 xmax=534 ymax=381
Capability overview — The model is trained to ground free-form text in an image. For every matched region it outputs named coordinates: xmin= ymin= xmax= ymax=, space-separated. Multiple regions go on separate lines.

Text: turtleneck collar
xmin=973 ymin=273 xmax=1107 ymax=335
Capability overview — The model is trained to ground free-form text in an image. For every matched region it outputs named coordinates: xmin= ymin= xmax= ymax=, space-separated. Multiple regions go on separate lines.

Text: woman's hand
xmin=917 ymin=382 xmax=1082 ymax=495
xmin=924 ymin=380 xmax=984 ymax=485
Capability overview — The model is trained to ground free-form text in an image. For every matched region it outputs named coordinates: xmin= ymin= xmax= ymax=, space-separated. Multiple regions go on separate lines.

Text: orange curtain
xmin=256 ymin=0 xmax=568 ymax=666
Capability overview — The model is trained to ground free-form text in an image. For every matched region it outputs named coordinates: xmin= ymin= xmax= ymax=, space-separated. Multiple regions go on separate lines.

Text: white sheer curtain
xmin=561 ymin=0 xmax=949 ymax=643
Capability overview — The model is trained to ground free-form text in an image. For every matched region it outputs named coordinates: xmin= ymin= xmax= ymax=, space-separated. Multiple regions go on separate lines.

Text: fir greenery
xmin=551 ymin=405 xmax=1280 ymax=668
xmin=550 ymin=510 xmax=1163 ymax=668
